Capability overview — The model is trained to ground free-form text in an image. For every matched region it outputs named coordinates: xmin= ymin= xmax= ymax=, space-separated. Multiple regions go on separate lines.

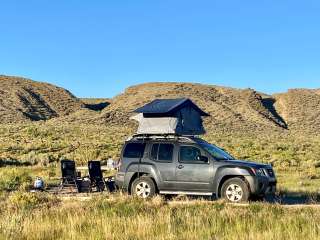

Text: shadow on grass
xmin=165 ymin=191 xmax=320 ymax=205
xmin=0 ymin=159 xmax=32 ymax=167
xmin=265 ymin=190 xmax=320 ymax=205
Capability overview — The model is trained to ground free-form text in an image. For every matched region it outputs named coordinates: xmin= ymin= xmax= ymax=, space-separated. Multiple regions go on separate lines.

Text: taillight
xmin=117 ymin=160 xmax=122 ymax=170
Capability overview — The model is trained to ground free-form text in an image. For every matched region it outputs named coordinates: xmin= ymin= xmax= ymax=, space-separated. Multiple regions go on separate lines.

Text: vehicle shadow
xmin=166 ymin=191 xmax=320 ymax=205
xmin=265 ymin=191 xmax=320 ymax=205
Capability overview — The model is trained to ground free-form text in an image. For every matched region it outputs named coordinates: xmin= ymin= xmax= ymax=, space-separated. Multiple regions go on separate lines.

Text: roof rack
xmin=127 ymin=134 xmax=197 ymax=143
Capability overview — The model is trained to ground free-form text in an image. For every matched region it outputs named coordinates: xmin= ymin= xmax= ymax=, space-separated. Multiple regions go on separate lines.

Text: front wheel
xmin=221 ymin=177 xmax=250 ymax=203
xmin=131 ymin=177 xmax=156 ymax=199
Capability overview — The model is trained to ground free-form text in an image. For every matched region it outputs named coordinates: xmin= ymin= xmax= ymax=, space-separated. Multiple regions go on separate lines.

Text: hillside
xmin=0 ymin=75 xmax=84 ymax=123
xmin=101 ymin=82 xmax=289 ymax=133
xmin=274 ymin=89 xmax=320 ymax=132
xmin=0 ymin=75 xmax=319 ymax=135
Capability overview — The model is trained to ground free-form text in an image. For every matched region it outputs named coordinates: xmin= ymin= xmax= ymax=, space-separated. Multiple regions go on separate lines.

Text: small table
xmin=77 ymin=166 xmax=111 ymax=171
xmin=76 ymin=166 xmax=117 ymax=179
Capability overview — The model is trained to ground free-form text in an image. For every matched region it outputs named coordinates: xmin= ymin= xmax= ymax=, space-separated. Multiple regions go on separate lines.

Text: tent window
xmin=151 ymin=143 xmax=174 ymax=162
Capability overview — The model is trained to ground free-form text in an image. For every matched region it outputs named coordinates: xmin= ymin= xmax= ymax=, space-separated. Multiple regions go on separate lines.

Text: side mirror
xmin=197 ymin=155 xmax=209 ymax=163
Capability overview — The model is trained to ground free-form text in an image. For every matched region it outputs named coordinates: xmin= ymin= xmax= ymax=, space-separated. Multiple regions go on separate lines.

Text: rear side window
xmin=123 ymin=143 xmax=146 ymax=158
xmin=151 ymin=143 xmax=174 ymax=162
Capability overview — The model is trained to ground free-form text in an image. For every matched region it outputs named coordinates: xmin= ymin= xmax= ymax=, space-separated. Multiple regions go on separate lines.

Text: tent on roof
xmin=130 ymin=98 xmax=209 ymax=135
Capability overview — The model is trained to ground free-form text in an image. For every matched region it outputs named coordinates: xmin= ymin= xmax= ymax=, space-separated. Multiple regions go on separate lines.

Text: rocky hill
xmin=0 ymin=75 xmax=84 ymax=123
xmin=1 ymin=75 xmax=319 ymax=135
xmin=274 ymin=89 xmax=320 ymax=132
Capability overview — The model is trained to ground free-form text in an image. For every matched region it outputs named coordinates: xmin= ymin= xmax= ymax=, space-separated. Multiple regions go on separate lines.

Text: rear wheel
xmin=131 ymin=177 xmax=156 ymax=199
xmin=221 ymin=178 xmax=250 ymax=203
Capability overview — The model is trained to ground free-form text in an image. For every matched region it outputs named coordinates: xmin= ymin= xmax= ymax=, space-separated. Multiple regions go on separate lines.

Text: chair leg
xmin=97 ymin=183 xmax=102 ymax=192
xmin=89 ymin=183 xmax=93 ymax=193
xmin=103 ymin=181 xmax=108 ymax=193
xmin=58 ymin=180 xmax=64 ymax=193
xmin=74 ymin=182 xmax=78 ymax=193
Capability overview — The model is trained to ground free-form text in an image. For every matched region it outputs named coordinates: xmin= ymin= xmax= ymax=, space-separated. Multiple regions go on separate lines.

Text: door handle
xmin=177 ymin=165 xmax=184 ymax=169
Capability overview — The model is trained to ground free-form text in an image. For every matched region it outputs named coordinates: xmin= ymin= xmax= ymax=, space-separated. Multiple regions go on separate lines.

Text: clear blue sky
xmin=1 ymin=1 xmax=320 ymax=97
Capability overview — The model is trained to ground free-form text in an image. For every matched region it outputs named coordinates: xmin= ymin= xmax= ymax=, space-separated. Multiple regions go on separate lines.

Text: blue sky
xmin=1 ymin=1 xmax=320 ymax=97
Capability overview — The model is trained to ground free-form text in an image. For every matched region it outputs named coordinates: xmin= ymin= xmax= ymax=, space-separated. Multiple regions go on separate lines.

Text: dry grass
xmin=0 ymin=193 xmax=320 ymax=240
xmin=1 ymin=122 xmax=320 ymax=171
xmin=0 ymin=122 xmax=320 ymax=239
xmin=0 ymin=77 xmax=320 ymax=239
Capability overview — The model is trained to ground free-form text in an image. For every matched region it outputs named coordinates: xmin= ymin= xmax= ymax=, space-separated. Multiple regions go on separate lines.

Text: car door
xmin=174 ymin=144 xmax=214 ymax=192
xmin=149 ymin=142 xmax=177 ymax=190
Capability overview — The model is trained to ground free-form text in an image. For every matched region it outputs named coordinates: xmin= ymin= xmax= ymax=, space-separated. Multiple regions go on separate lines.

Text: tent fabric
xmin=130 ymin=113 xmax=179 ymax=134
xmin=134 ymin=98 xmax=209 ymax=116
xmin=131 ymin=98 xmax=208 ymax=135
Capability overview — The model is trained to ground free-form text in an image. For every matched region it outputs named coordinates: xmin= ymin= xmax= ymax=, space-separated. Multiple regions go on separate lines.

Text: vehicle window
xmin=195 ymin=139 xmax=234 ymax=160
xmin=158 ymin=144 xmax=174 ymax=161
xmin=123 ymin=143 xmax=146 ymax=158
xmin=151 ymin=143 xmax=174 ymax=162
xmin=179 ymin=146 xmax=202 ymax=162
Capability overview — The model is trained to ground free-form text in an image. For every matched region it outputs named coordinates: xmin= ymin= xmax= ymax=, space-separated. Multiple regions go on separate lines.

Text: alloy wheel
xmin=135 ymin=181 xmax=151 ymax=198
xmin=225 ymin=184 xmax=243 ymax=202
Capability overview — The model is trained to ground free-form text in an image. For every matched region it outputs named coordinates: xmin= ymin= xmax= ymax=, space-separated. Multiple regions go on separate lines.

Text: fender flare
xmin=213 ymin=166 xmax=253 ymax=198
xmin=124 ymin=163 xmax=162 ymax=191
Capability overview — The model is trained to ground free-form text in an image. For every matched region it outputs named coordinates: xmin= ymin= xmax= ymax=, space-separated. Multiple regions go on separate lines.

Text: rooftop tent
xmin=130 ymin=98 xmax=209 ymax=135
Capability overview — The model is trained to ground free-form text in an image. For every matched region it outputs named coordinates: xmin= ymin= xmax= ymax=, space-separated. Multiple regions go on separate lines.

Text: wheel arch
xmin=214 ymin=166 xmax=252 ymax=198
xmin=216 ymin=175 xmax=250 ymax=198
xmin=127 ymin=172 xmax=159 ymax=194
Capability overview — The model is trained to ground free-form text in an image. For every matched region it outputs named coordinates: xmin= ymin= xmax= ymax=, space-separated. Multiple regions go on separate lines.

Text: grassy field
xmin=1 ymin=123 xmax=320 ymax=168
xmin=1 ymin=123 xmax=320 ymax=239
xmin=0 ymin=191 xmax=320 ymax=240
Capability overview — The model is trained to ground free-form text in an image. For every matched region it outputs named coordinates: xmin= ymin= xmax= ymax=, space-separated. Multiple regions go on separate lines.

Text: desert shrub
xmin=1 ymin=123 xmax=320 ymax=174
xmin=8 ymin=191 xmax=60 ymax=210
xmin=0 ymin=168 xmax=32 ymax=192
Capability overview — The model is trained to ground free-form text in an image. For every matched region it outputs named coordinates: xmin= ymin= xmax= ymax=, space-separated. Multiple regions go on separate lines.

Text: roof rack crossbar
xmin=128 ymin=134 xmax=197 ymax=142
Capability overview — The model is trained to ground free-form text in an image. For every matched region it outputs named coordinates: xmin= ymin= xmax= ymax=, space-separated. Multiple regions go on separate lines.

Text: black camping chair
xmin=60 ymin=160 xmax=80 ymax=192
xmin=88 ymin=161 xmax=107 ymax=192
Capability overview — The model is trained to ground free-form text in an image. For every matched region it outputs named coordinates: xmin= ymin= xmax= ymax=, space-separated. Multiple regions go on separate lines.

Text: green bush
xmin=8 ymin=191 xmax=59 ymax=209
xmin=0 ymin=168 xmax=32 ymax=192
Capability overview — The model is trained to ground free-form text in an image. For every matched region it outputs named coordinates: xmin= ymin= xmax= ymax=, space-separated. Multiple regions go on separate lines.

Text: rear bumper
xmin=115 ymin=172 xmax=125 ymax=189
xmin=245 ymin=176 xmax=276 ymax=196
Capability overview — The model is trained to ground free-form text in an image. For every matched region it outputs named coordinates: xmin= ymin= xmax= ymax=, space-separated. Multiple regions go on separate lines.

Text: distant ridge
xmin=1 ymin=75 xmax=319 ymax=134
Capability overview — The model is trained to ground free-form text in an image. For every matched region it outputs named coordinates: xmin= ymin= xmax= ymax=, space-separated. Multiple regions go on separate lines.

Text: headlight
xmin=251 ymin=168 xmax=265 ymax=176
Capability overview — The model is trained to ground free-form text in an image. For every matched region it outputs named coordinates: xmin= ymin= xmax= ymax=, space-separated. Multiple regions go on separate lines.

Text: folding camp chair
xmin=60 ymin=160 xmax=80 ymax=192
xmin=88 ymin=161 xmax=107 ymax=192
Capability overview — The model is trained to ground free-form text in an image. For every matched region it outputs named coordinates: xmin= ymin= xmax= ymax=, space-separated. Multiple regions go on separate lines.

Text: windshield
xmin=196 ymin=140 xmax=234 ymax=160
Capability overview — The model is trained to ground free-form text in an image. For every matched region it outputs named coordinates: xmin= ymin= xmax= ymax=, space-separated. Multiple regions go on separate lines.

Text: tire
xmin=131 ymin=176 xmax=156 ymax=199
xmin=221 ymin=177 xmax=250 ymax=203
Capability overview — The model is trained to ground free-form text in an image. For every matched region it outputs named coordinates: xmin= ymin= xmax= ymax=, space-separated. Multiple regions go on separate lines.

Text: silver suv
xmin=115 ymin=135 xmax=276 ymax=202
